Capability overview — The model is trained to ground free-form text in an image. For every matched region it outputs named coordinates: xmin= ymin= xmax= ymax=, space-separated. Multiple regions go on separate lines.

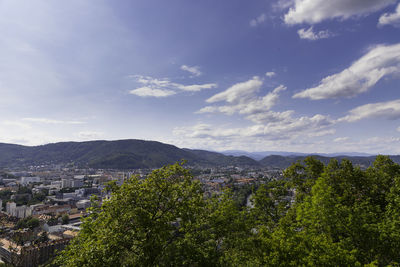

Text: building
xmin=5 ymin=203 xmax=32 ymax=219
xmin=31 ymin=204 xmax=71 ymax=216
xmin=71 ymin=179 xmax=84 ymax=188
xmin=6 ymin=202 xmax=16 ymax=216
xmin=50 ymin=181 xmax=62 ymax=189
xmin=76 ymin=199 xmax=91 ymax=210
xmin=61 ymin=179 xmax=84 ymax=188
xmin=61 ymin=179 xmax=72 ymax=188
xmin=21 ymin=177 xmax=41 ymax=186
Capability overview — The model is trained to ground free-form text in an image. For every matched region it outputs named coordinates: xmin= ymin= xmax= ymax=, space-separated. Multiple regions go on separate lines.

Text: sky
xmin=1 ymin=0 xmax=400 ymax=154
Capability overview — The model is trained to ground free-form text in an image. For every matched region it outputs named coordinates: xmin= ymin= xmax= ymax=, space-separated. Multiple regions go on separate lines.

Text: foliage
xmin=17 ymin=186 xmax=32 ymax=194
xmin=231 ymin=183 xmax=254 ymax=207
xmin=16 ymin=216 xmax=40 ymax=230
xmin=55 ymin=162 xmax=247 ymax=266
xmin=61 ymin=214 xmax=69 ymax=224
xmin=55 ymin=156 xmax=400 ymax=266
xmin=0 ymin=190 xmax=12 ymax=208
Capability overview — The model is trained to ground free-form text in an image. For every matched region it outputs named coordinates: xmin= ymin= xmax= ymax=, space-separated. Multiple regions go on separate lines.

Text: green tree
xmin=55 ymin=162 xmax=241 ymax=266
xmin=62 ymin=214 xmax=69 ymax=224
xmin=53 ymin=157 xmax=400 ymax=266
xmin=16 ymin=216 xmax=40 ymax=230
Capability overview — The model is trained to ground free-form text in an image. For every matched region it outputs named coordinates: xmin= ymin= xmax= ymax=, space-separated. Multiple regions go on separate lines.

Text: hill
xmin=0 ymin=139 xmax=397 ymax=169
xmin=258 ymin=154 xmax=379 ymax=169
xmin=0 ymin=140 xmax=258 ymax=169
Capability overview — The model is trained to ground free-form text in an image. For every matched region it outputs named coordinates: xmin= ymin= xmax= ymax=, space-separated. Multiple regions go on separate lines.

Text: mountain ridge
xmin=0 ymin=139 xmax=396 ymax=169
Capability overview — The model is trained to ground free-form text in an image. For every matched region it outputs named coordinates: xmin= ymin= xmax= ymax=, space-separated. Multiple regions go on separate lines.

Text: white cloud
xmin=22 ymin=118 xmax=85 ymax=124
xmin=2 ymin=120 xmax=32 ymax=130
xmin=379 ymin=3 xmax=400 ymax=27
xmin=273 ymin=0 xmax=295 ymax=11
xmin=397 ymin=126 xmax=400 ymax=132
xmin=175 ymin=113 xmax=333 ymax=141
xmin=308 ymin=129 xmax=336 ymax=137
xmin=250 ymin=13 xmax=267 ymax=27
xmin=265 ymin=71 xmax=276 ymax=77
xmin=185 ymin=77 xmax=334 ymax=147
xmin=297 ymin=27 xmax=332 ymax=40
xmin=129 ymin=86 xmax=176 ymax=97
xmin=178 ymin=83 xmax=217 ymax=92
xmin=293 ymin=43 xmax=400 ymax=100
xmin=334 ymin=137 xmax=349 ymax=142
xmin=130 ymin=75 xmax=217 ymax=97
xmin=200 ymin=79 xmax=286 ymax=117
xmin=339 ymin=99 xmax=400 ymax=122
xmin=180 ymin=65 xmax=202 ymax=77
xmin=284 ymin=0 xmax=396 ymax=25
xmin=207 ymin=76 xmax=263 ymax=103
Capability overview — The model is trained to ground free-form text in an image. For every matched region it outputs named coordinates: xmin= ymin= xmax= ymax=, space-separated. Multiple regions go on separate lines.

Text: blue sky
xmin=1 ymin=0 xmax=400 ymax=154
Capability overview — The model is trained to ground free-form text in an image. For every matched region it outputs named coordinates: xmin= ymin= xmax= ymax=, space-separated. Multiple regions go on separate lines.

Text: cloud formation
xmin=379 ymin=3 xmax=400 ymax=27
xmin=175 ymin=113 xmax=332 ymax=141
xmin=199 ymin=77 xmax=286 ymax=117
xmin=284 ymin=0 xmax=395 ymax=25
xmin=297 ymin=27 xmax=332 ymax=40
xmin=181 ymin=77 xmax=334 ymax=146
xmin=129 ymin=87 xmax=176 ymax=97
xmin=265 ymin=71 xmax=276 ymax=77
xmin=334 ymin=137 xmax=349 ymax=142
xmin=293 ymin=43 xmax=400 ymax=100
xmin=339 ymin=99 xmax=400 ymax=122
xmin=206 ymin=76 xmax=263 ymax=104
xmin=250 ymin=13 xmax=267 ymax=27
xmin=180 ymin=65 xmax=202 ymax=76
xmin=129 ymin=75 xmax=217 ymax=97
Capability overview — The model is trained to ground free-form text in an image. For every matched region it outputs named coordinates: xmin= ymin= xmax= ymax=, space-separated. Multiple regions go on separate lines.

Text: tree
xmin=61 ymin=214 xmax=69 ymax=225
xmin=16 ymin=216 xmax=39 ymax=230
xmin=54 ymin=157 xmax=400 ymax=266
xmin=277 ymin=156 xmax=400 ymax=266
xmin=54 ymin=162 xmax=241 ymax=266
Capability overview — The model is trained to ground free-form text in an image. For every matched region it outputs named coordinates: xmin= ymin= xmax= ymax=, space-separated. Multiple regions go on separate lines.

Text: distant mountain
xmin=0 ymin=139 xmax=396 ymax=170
xmin=258 ymin=155 xmax=379 ymax=169
xmin=0 ymin=140 xmax=258 ymax=169
xmin=220 ymin=150 xmax=373 ymax=160
xmin=183 ymin=149 xmax=259 ymax=167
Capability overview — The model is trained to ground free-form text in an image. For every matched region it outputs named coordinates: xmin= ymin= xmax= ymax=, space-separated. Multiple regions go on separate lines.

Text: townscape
xmin=0 ymin=162 xmax=281 ymax=266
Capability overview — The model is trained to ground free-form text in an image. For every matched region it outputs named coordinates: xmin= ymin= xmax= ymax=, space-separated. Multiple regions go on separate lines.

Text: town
xmin=0 ymin=163 xmax=282 ymax=266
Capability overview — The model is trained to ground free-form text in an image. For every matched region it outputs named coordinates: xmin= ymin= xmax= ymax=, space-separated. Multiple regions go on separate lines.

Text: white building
xmin=21 ymin=176 xmax=41 ymax=185
xmin=62 ymin=179 xmax=84 ymax=188
xmin=61 ymin=179 xmax=72 ymax=188
xmin=6 ymin=202 xmax=32 ymax=218
xmin=6 ymin=202 xmax=16 ymax=216
xmin=15 ymin=205 xmax=32 ymax=219
xmin=76 ymin=199 xmax=91 ymax=210
xmin=51 ymin=181 xmax=62 ymax=189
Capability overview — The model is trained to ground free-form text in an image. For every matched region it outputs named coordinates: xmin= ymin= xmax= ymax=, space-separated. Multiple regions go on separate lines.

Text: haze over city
xmin=1 ymin=0 xmax=400 ymax=154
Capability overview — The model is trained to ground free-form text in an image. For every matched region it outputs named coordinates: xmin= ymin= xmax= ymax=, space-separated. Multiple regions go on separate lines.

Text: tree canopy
xmin=55 ymin=156 xmax=400 ymax=266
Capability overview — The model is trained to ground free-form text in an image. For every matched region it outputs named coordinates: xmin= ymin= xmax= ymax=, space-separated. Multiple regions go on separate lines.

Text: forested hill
xmin=258 ymin=154 xmax=386 ymax=169
xmin=0 ymin=140 xmax=259 ymax=169
xmin=0 ymin=139 xmax=397 ymax=169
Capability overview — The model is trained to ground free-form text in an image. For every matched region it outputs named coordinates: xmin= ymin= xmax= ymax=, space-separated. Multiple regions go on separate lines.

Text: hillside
xmin=0 ymin=140 xmax=258 ymax=169
xmin=0 ymin=139 xmax=397 ymax=169
xmin=258 ymin=154 xmax=379 ymax=169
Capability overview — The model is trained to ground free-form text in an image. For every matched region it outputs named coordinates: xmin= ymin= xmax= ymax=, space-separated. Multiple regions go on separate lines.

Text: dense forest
xmin=54 ymin=156 xmax=400 ymax=266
